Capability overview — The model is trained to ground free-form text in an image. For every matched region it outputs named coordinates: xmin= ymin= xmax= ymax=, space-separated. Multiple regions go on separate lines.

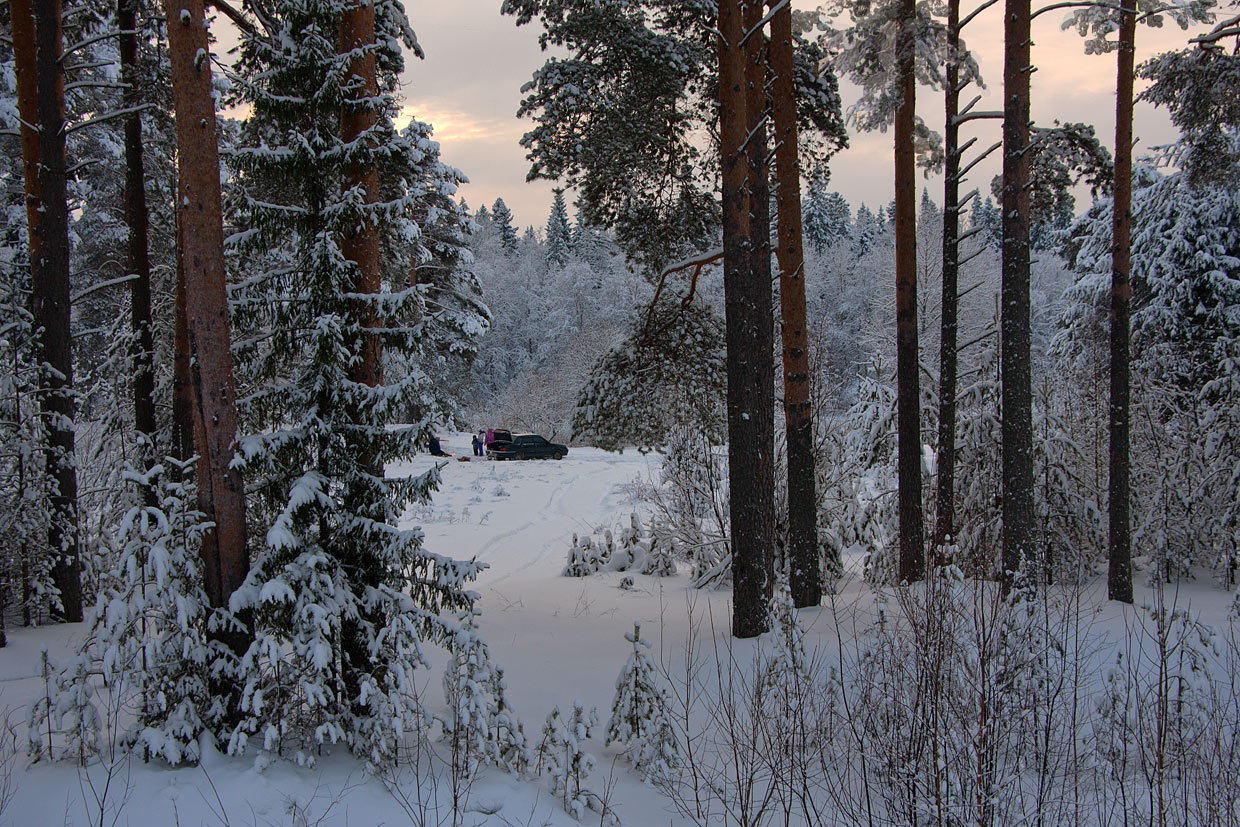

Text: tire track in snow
xmin=476 ymin=460 xmax=601 ymax=587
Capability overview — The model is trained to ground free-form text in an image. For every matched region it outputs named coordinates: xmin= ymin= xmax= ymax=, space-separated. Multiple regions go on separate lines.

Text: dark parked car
xmin=488 ymin=433 xmax=568 ymax=460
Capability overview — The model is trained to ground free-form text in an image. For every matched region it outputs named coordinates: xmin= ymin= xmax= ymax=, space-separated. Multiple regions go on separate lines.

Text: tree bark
xmin=719 ymin=0 xmax=775 ymax=638
xmin=768 ymin=1 xmax=821 ymax=606
xmin=934 ymin=0 xmax=962 ymax=560
xmin=1108 ymin=0 xmax=1135 ymax=603
xmin=173 ymin=210 xmax=195 ymax=466
xmin=742 ymin=0 xmax=775 ymax=618
xmin=339 ymin=0 xmax=382 ymax=397
xmin=1001 ymin=0 xmax=1035 ymax=591
xmin=163 ymin=0 xmax=249 ymax=613
xmin=119 ymin=0 xmax=159 ymax=461
xmin=895 ymin=0 xmax=924 ymax=583
xmin=11 ymin=0 xmax=41 ymax=629
xmin=14 ymin=0 xmax=84 ymax=621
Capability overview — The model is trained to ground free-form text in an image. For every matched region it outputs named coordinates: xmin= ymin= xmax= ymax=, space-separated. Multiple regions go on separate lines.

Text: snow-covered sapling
xmin=536 ymin=702 xmax=602 ymax=819
xmin=606 ymin=622 xmax=679 ymax=783
xmin=442 ymin=607 xmax=530 ymax=777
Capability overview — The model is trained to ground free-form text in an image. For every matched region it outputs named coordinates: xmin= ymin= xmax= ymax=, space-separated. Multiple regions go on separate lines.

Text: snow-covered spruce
xmin=222 ymin=0 xmax=486 ymax=767
xmin=31 ymin=460 xmax=221 ymax=765
xmin=441 ymin=606 xmax=530 ymax=777
xmin=536 ymin=701 xmax=613 ymax=822
xmin=605 ymin=622 xmax=679 ymax=783
xmin=562 ymin=513 xmax=677 ymax=578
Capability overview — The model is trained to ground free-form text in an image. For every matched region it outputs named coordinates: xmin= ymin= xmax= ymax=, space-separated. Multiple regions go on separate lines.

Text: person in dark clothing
xmin=471 ymin=433 xmax=482 ymax=457
xmin=428 ymin=435 xmax=447 ymax=456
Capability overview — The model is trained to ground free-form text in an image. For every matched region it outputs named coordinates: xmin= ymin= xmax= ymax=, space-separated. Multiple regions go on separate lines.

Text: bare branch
xmin=207 ymin=0 xmax=259 ymax=37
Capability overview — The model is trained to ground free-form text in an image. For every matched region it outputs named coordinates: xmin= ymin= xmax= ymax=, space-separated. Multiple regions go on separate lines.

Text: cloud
xmin=396 ymin=104 xmax=519 ymax=143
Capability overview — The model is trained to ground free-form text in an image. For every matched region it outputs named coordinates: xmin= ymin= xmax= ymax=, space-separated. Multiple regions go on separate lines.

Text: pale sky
xmin=388 ymin=1 xmax=1212 ymax=229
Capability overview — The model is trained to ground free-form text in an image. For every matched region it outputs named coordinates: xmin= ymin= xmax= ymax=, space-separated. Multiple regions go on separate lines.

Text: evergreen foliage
xmin=1139 ymin=47 xmax=1240 ymax=187
xmin=491 ymin=197 xmax=519 ymax=255
xmin=536 ymin=701 xmax=608 ymax=821
xmin=49 ymin=460 xmax=220 ymax=765
xmin=574 ymin=301 xmax=726 ymax=451
xmin=223 ymin=0 xmax=483 ymax=766
xmin=503 ymin=0 xmax=846 ymax=272
xmin=802 ymin=178 xmax=851 ymax=253
xmin=606 ymin=622 xmax=679 ymax=782
xmin=545 ymin=189 xmax=573 ymax=270
xmin=442 ymin=606 xmax=530 ymax=776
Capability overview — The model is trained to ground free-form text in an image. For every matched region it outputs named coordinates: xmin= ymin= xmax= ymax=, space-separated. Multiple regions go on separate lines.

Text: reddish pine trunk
xmin=119 ymin=0 xmax=159 ymax=458
xmin=339 ymin=0 xmax=382 ymax=397
xmin=1001 ymin=0 xmax=1035 ymax=591
xmin=13 ymin=0 xmax=83 ymax=621
xmin=1108 ymin=0 xmax=1135 ymax=603
xmin=719 ymin=0 xmax=775 ymax=638
xmin=934 ymin=0 xmax=961 ymax=559
xmin=895 ymin=0 xmax=924 ymax=583
xmin=768 ymin=2 xmax=821 ymax=605
xmin=163 ymin=0 xmax=249 ymax=612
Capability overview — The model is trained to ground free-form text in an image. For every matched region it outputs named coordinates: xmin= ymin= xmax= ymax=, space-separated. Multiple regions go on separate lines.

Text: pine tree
xmin=163 ymin=0 xmax=249 ymax=636
xmin=1063 ymin=0 xmax=1212 ymax=603
xmin=11 ymin=0 xmax=83 ymax=621
xmin=224 ymin=0 xmax=482 ymax=766
xmin=969 ymin=196 xmax=1000 ymax=246
xmin=1000 ymin=0 xmax=1035 ymax=592
xmin=491 ymin=196 xmax=519 ymax=255
xmin=545 ymin=188 xmax=572 ymax=270
xmin=537 ymin=702 xmax=607 ymax=821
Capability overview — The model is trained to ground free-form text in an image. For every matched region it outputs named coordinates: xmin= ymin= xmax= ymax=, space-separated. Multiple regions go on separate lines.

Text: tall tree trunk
xmin=719 ymin=0 xmax=775 ymax=638
xmin=1108 ymin=0 xmax=1135 ymax=604
xmin=934 ymin=0 xmax=962 ymax=560
xmin=173 ymin=210 xmax=195 ymax=466
xmin=337 ymin=0 xmax=386 ymax=703
xmin=895 ymin=0 xmax=924 ymax=584
xmin=768 ymin=1 xmax=821 ymax=606
xmin=339 ymin=0 xmax=382 ymax=398
xmin=11 ymin=0 xmax=41 ymax=628
xmin=119 ymin=0 xmax=158 ymax=460
xmin=163 ymin=0 xmax=249 ymax=615
xmin=14 ymin=0 xmax=84 ymax=621
xmin=1001 ymin=0 xmax=1035 ymax=591
xmin=742 ymin=0 xmax=775 ymax=617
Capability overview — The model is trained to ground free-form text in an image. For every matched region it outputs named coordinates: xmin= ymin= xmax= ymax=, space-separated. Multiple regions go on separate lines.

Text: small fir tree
xmin=545 ymin=188 xmax=573 ymax=270
xmin=442 ymin=606 xmax=530 ymax=776
xmin=605 ymin=622 xmax=679 ymax=783
xmin=537 ymin=701 xmax=606 ymax=820
xmin=491 ymin=197 xmax=519 ymax=255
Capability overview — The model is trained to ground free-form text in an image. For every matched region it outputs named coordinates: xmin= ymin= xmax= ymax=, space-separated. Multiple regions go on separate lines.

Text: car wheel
xmin=554 ymin=451 xmax=564 ymax=460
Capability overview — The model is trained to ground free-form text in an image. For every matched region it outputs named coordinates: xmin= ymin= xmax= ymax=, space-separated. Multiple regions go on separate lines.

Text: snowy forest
xmin=0 ymin=0 xmax=1239 ymax=824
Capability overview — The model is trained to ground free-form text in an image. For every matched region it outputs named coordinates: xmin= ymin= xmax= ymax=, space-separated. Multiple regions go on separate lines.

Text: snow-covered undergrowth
xmin=2 ymin=435 xmax=1238 ymax=825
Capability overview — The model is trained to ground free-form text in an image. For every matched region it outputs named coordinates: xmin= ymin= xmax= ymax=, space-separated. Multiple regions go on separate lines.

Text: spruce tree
xmin=545 ymin=188 xmax=572 ymax=270
xmin=224 ymin=0 xmax=482 ymax=766
xmin=491 ymin=197 xmax=519 ymax=255
xmin=801 ymin=178 xmax=834 ymax=254
xmin=606 ymin=622 xmax=679 ymax=782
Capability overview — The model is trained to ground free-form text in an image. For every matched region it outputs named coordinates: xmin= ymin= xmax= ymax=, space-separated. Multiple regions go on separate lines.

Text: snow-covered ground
xmin=2 ymin=434 xmax=1237 ymax=826
xmin=0 ymin=437 xmax=722 ymax=826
